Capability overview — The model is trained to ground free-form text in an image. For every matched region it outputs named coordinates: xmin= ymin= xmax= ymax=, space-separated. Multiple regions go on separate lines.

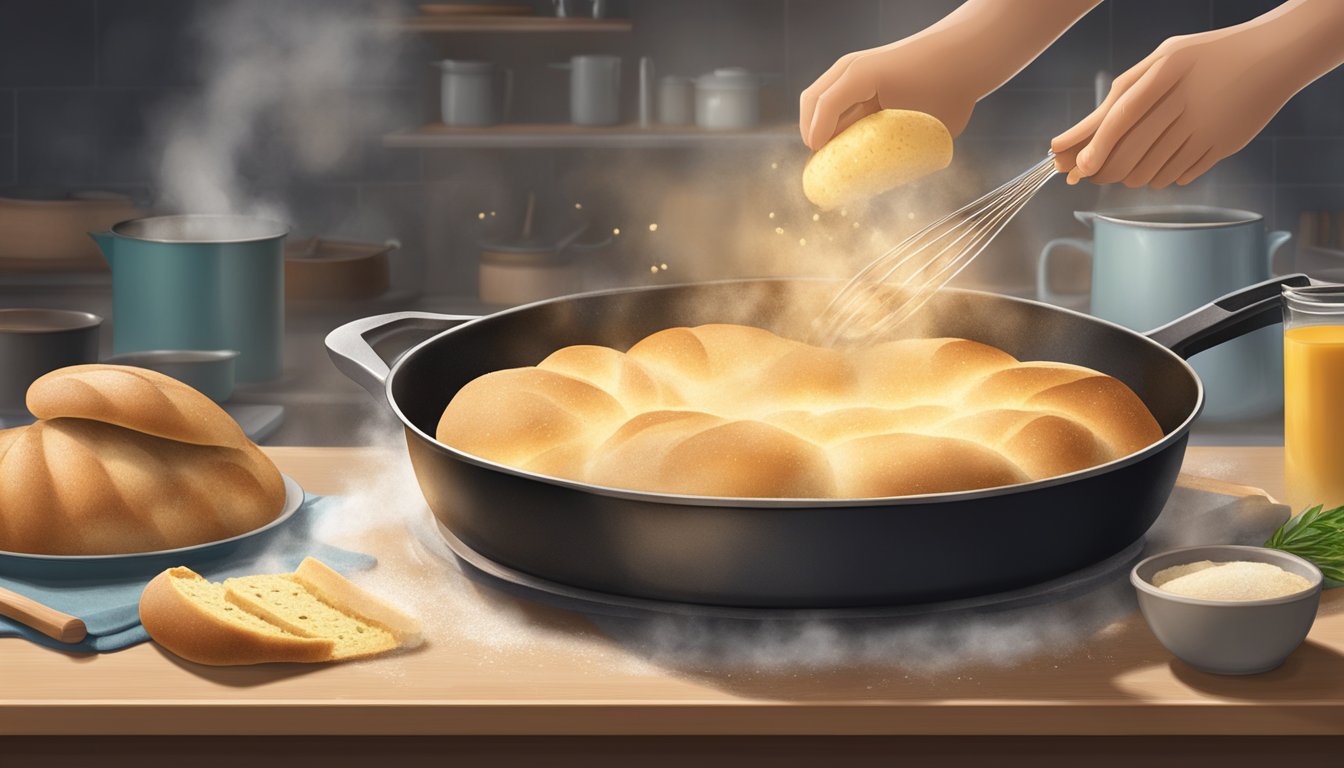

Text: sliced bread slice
xmin=293 ymin=557 xmax=423 ymax=648
xmin=139 ymin=566 xmax=333 ymax=666
xmin=223 ymin=573 xmax=400 ymax=661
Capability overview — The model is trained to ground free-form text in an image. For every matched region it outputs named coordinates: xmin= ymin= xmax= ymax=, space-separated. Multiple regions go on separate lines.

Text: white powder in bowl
xmin=1151 ymin=560 xmax=1312 ymax=601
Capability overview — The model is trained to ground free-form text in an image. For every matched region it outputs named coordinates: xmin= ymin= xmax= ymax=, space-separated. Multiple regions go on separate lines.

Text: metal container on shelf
xmin=552 ymin=55 xmax=621 ymax=127
xmin=694 ymin=68 xmax=762 ymax=130
xmin=436 ymin=59 xmax=513 ymax=127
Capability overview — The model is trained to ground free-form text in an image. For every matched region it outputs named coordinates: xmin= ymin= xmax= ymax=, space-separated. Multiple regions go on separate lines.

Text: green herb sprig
xmin=1265 ymin=503 xmax=1344 ymax=586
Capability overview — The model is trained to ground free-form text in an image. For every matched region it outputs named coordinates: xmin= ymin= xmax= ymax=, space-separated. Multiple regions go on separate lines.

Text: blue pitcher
xmin=91 ymin=214 xmax=286 ymax=383
xmin=1038 ymin=206 xmax=1291 ymax=422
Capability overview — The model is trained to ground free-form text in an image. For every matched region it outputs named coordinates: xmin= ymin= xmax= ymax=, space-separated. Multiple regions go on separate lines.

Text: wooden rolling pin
xmin=0 ymin=585 xmax=86 ymax=644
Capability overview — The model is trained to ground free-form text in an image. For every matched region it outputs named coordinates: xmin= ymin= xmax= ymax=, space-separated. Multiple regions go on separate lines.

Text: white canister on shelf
xmin=694 ymin=68 xmax=760 ymax=130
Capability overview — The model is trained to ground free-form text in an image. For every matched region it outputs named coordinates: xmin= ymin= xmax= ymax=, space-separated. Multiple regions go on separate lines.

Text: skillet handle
xmin=325 ymin=312 xmax=477 ymax=400
xmin=1145 ymin=273 xmax=1311 ymax=359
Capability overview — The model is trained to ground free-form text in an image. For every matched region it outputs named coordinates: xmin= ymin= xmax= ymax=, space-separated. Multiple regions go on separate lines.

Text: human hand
xmin=799 ymin=37 xmax=979 ymax=152
xmin=800 ymin=0 xmax=1102 ymax=152
xmin=1054 ymin=1 xmax=1344 ymax=188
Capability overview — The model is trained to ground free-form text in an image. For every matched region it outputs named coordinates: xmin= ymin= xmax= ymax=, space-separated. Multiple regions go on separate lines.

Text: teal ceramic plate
xmin=0 ymin=474 xmax=304 ymax=580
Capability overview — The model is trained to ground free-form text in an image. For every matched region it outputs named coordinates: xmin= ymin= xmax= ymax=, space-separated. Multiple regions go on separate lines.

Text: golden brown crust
xmin=435 ymin=325 xmax=1165 ymax=498
xmin=0 ymin=419 xmax=284 ymax=555
xmin=26 ymin=364 xmax=247 ymax=448
xmin=139 ymin=568 xmax=333 ymax=666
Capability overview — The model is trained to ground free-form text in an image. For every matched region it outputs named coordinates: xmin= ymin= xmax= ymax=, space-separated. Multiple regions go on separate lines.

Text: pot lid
xmin=111 ymin=214 xmax=289 ymax=243
xmin=1083 ymin=205 xmax=1263 ymax=230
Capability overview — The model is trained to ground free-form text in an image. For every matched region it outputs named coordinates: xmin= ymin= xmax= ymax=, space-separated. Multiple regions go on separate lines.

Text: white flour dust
xmin=308 ymin=410 xmax=1288 ymax=678
xmin=312 ymin=419 xmax=645 ymax=677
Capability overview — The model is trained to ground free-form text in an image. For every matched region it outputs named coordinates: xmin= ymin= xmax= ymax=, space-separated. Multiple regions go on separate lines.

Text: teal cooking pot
xmin=91 ymin=214 xmax=286 ymax=382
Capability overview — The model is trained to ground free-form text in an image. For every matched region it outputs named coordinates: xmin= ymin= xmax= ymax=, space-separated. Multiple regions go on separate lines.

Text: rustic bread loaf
xmin=0 ymin=365 xmax=284 ymax=555
xmin=27 ymin=364 xmax=249 ymax=448
xmin=140 ymin=558 xmax=421 ymax=666
xmin=435 ymin=324 xmax=1164 ymax=498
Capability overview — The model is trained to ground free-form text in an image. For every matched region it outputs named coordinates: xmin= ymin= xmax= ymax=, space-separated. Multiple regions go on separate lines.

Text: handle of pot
xmin=1146 ymin=273 xmax=1311 ymax=359
xmin=325 ymin=312 xmax=477 ymax=400
xmin=1037 ymin=237 xmax=1093 ymax=306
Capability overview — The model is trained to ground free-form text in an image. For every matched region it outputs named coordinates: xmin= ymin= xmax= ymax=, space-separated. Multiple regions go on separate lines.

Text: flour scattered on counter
xmin=313 ymin=418 xmax=659 ymax=679
xmin=318 ymin=416 xmax=1294 ymax=679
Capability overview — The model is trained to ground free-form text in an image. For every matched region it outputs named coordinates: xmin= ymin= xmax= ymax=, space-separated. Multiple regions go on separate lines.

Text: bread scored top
xmin=0 ymin=365 xmax=284 ymax=555
xmin=435 ymin=324 xmax=1164 ymax=499
xmin=27 ymin=364 xmax=249 ymax=448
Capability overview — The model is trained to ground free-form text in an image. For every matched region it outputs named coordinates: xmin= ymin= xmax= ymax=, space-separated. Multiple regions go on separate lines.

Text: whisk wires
xmin=814 ymin=154 xmax=1059 ymax=347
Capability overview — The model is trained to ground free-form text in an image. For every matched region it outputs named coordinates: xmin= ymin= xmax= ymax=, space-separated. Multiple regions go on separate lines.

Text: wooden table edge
xmin=4 ymin=702 xmax=1344 ymax=737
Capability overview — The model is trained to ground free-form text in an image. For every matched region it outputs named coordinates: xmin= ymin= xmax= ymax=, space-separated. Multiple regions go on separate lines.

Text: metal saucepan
xmin=0 ymin=308 xmax=102 ymax=414
xmin=327 ymin=275 xmax=1308 ymax=608
xmin=102 ymin=349 xmax=239 ymax=403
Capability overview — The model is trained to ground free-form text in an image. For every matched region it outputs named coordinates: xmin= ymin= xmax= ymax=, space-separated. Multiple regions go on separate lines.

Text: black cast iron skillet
xmin=328 ymin=275 xmax=1309 ymax=608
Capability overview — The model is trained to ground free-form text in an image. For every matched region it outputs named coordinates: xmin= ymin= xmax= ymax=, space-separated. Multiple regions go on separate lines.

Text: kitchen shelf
xmin=389 ymin=15 xmax=632 ymax=33
xmin=383 ymin=123 xmax=798 ymax=149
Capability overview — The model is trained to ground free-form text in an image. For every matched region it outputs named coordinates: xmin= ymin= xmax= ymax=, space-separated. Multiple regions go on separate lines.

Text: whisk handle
xmin=1146 ymin=273 xmax=1311 ymax=359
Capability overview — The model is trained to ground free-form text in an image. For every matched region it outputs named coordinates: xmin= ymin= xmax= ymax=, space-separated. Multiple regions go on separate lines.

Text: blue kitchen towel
xmin=0 ymin=495 xmax=375 ymax=653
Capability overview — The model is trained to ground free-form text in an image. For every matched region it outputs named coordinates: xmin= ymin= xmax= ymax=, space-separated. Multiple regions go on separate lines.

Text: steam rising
xmin=154 ymin=1 xmax=399 ymax=220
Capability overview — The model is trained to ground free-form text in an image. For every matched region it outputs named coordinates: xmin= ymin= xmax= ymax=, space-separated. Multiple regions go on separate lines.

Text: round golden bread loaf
xmin=436 ymin=324 xmax=1164 ymax=499
xmin=0 ymin=365 xmax=285 ymax=555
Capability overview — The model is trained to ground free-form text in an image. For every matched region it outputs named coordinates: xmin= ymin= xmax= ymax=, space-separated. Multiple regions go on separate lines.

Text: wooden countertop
xmin=4 ymin=445 xmax=1343 ymax=738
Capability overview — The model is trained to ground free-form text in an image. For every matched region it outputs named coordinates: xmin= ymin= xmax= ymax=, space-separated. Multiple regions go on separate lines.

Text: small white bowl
xmin=1130 ymin=544 xmax=1323 ymax=675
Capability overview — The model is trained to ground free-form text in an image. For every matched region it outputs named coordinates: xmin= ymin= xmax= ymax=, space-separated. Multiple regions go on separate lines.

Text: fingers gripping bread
xmin=436 ymin=324 xmax=1164 ymax=498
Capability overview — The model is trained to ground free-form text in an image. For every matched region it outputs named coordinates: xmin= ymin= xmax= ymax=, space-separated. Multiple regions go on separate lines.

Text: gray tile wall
xmin=0 ymin=0 xmax=1340 ymax=296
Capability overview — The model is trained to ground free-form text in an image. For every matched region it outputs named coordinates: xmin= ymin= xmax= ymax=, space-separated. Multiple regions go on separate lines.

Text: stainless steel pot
xmin=327 ymin=275 xmax=1308 ymax=608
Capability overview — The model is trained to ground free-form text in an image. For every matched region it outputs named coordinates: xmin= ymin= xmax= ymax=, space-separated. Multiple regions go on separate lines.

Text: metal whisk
xmin=813 ymin=154 xmax=1059 ymax=347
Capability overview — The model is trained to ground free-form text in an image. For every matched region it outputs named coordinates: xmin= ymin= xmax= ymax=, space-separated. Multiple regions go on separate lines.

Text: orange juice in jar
xmin=1283 ymin=285 xmax=1344 ymax=512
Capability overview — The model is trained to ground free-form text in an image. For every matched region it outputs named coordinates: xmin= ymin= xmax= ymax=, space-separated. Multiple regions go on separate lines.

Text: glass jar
xmin=1283 ymin=285 xmax=1344 ymax=512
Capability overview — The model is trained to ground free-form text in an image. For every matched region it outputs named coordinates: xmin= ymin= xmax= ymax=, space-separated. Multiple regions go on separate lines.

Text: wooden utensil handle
xmin=1177 ymin=472 xmax=1278 ymax=504
xmin=0 ymin=585 xmax=86 ymax=644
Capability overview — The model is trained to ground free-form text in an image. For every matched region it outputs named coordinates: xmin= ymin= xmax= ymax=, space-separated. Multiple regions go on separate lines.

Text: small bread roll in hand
xmin=803 ymin=109 xmax=953 ymax=210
